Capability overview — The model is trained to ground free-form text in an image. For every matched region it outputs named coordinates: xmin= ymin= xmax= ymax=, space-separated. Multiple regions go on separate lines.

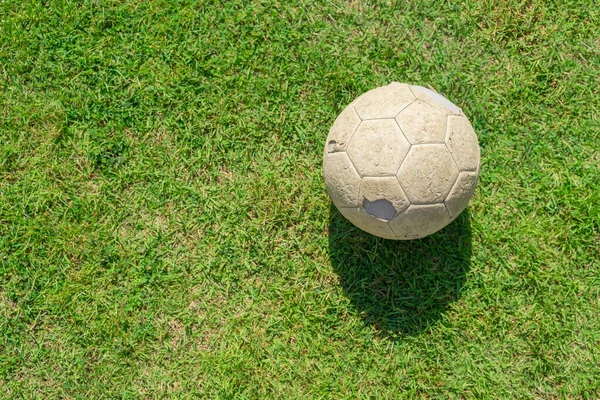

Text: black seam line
xmin=410 ymin=142 xmax=446 ymax=146
xmin=356 ymin=99 xmax=418 ymax=122
xmin=394 ymin=143 xmax=411 ymax=177
xmin=392 ymin=116 xmax=412 ymax=177
xmin=342 ymin=106 xmax=362 ymax=147
xmin=343 ymin=108 xmax=364 ymax=184
xmin=388 ymin=216 xmax=401 ymax=238
xmin=346 ymin=108 xmax=361 ymax=142
xmin=405 ymin=201 xmax=452 ymax=207
xmin=395 ymin=177 xmax=410 ymax=203
xmin=393 ymin=98 xmax=418 ymax=120
xmin=442 ymin=170 xmax=465 ymax=204
xmin=443 ymin=202 xmax=453 ymax=219
xmin=407 ymin=85 xmax=419 ymax=101
xmin=353 ymin=105 xmax=364 ymax=122
xmin=393 ymin=117 xmax=412 ymax=153
xmin=444 ymin=141 xmax=461 ymax=176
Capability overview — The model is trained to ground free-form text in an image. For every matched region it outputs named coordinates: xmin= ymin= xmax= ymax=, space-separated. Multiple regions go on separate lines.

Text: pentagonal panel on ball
xmin=323 ymin=152 xmax=361 ymax=208
xmin=353 ymin=82 xmax=415 ymax=120
xmin=445 ymin=115 xmax=480 ymax=171
xmin=397 ymin=144 xmax=459 ymax=204
xmin=395 ymin=100 xmax=448 ymax=144
xmin=326 ymin=106 xmax=362 ymax=153
xmin=346 ymin=119 xmax=410 ymax=177
xmin=359 ymin=177 xmax=410 ymax=221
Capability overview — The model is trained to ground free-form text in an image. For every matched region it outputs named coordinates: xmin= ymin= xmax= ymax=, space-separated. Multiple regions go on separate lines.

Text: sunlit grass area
xmin=1 ymin=0 xmax=599 ymax=397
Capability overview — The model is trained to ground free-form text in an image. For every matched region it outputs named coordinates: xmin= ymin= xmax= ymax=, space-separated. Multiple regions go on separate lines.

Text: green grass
xmin=1 ymin=0 xmax=599 ymax=397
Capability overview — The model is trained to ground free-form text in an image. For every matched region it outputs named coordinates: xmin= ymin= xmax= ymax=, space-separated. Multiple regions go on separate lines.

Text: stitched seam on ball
xmin=393 ymin=98 xmax=417 ymax=120
xmin=352 ymin=106 xmax=363 ymax=121
xmin=388 ymin=210 xmax=406 ymax=237
xmin=393 ymin=176 xmax=411 ymax=207
xmin=393 ymin=116 xmax=412 ymax=148
xmin=407 ymin=85 xmax=420 ymax=103
xmin=387 ymin=220 xmax=400 ymax=239
xmin=344 ymin=108 xmax=364 ymax=180
xmin=389 ymin=205 xmax=409 ymax=223
xmin=388 ymin=220 xmax=400 ymax=237
xmin=407 ymin=200 xmax=450 ymax=206
xmin=443 ymin=171 xmax=464 ymax=204
xmin=393 ymin=118 xmax=412 ymax=177
xmin=346 ymin=153 xmax=363 ymax=179
xmin=346 ymin=107 xmax=363 ymax=147
xmin=444 ymin=141 xmax=461 ymax=176
xmin=408 ymin=85 xmax=449 ymax=114
xmin=443 ymin=202 xmax=453 ymax=219
xmin=445 ymin=116 xmax=482 ymax=171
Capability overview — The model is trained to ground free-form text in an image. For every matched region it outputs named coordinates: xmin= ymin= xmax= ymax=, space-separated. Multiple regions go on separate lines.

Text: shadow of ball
xmin=328 ymin=203 xmax=472 ymax=338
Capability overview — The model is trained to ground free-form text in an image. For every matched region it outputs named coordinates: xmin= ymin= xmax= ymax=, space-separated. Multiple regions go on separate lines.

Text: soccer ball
xmin=323 ymin=82 xmax=480 ymax=240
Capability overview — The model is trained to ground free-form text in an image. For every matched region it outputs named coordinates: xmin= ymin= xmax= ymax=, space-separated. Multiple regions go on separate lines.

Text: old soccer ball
xmin=323 ymin=82 xmax=480 ymax=240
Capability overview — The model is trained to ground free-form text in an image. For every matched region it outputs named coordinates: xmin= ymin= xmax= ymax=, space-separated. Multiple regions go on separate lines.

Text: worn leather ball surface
xmin=323 ymin=82 xmax=480 ymax=240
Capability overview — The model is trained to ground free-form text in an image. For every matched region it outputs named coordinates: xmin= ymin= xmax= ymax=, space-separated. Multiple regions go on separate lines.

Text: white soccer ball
xmin=323 ymin=82 xmax=480 ymax=240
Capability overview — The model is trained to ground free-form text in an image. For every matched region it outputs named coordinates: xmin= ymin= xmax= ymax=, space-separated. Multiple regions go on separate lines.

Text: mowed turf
xmin=1 ymin=0 xmax=599 ymax=398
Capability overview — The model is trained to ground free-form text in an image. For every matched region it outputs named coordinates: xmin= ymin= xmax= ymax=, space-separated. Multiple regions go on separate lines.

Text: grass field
xmin=1 ymin=0 xmax=599 ymax=398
